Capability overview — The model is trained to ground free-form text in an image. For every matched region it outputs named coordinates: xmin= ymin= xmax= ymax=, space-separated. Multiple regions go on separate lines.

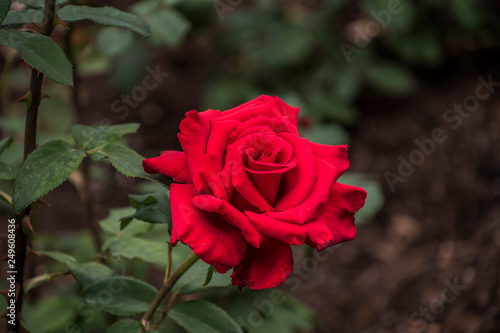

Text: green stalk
xmin=141 ymin=253 xmax=200 ymax=330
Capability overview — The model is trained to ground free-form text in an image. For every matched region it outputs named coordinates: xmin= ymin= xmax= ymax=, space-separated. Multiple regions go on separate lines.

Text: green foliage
xmin=71 ymin=123 xmax=140 ymax=150
xmin=67 ymin=262 xmax=114 ymax=288
xmin=365 ymin=62 xmax=417 ymax=95
xmin=123 ymin=190 xmax=171 ymax=225
xmin=173 ymin=260 xmax=232 ymax=295
xmin=108 ymin=319 xmax=159 ymax=333
xmin=38 ymin=250 xmax=77 ymax=264
xmin=0 ymin=136 xmax=17 ymax=180
xmin=83 ymin=276 xmax=158 ymax=316
xmin=0 ymin=29 xmax=73 ymax=85
xmin=103 ymin=236 xmax=168 ymax=266
xmin=58 ymin=5 xmax=152 ymax=37
xmin=12 ymin=140 xmax=86 ymax=211
xmin=146 ymin=9 xmax=191 ymax=46
xmin=1 ymin=8 xmax=43 ymax=26
xmin=0 ymin=0 xmax=10 ymax=23
xmin=168 ymin=300 xmax=243 ymax=333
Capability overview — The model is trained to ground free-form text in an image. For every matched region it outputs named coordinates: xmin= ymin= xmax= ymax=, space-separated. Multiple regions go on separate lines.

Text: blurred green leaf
xmin=450 ymin=0 xmax=483 ymax=30
xmin=338 ymin=172 xmax=384 ymax=225
xmin=307 ymin=93 xmax=359 ymax=124
xmin=13 ymin=140 xmax=85 ymax=211
xmin=58 ymin=5 xmax=152 ymax=37
xmin=301 ymin=123 xmax=350 ymax=146
xmin=365 ymin=62 xmax=416 ymax=95
xmin=71 ymin=123 xmax=140 ymax=150
xmin=110 ymin=43 xmax=148 ymax=92
xmin=23 ymin=290 xmax=80 ymax=333
xmin=108 ymin=319 xmax=159 ymax=333
xmin=96 ymin=27 xmax=135 ymax=56
xmin=168 ymin=300 xmax=243 ymax=333
xmin=103 ymin=236 xmax=168 ymax=266
xmin=0 ymin=29 xmax=73 ymax=85
xmin=146 ymin=9 xmax=191 ymax=46
xmin=0 ymin=0 xmax=11 ymax=23
xmin=0 ymin=162 xmax=18 ymax=180
xmin=67 ymin=261 xmax=114 ymax=288
xmin=83 ymin=276 xmax=158 ymax=316
xmin=173 ymin=260 xmax=232 ymax=294
xmin=0 ymin=136 xmax=13 ymax=156
xmin=38 ymin=250 xmax=77 ymax=264
xmin=1 ymin=8 xmax=42 ymax=26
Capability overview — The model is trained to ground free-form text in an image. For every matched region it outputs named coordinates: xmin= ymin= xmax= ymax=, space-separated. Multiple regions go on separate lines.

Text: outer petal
xmin=192 ymin=194 xmax=264 ymax=248
xmin=177 ymin=109 xmax=221 ymax=192
xmin=246 ymin=211 xmax=306 ymax=246
xmin=310 ymin=143 xmax=350 ymax=179
xmin=143 ymin=151 xmax=192 ymax=183
xmin=231 ymin=238 xmax=294 ymax=290
xmin=274 ymin=95 xmax=298 ymax=128
xmin=306 ymin=182 xmax=367 ymax=250
xmin=170 ymin=184 xmax=247 ymax=267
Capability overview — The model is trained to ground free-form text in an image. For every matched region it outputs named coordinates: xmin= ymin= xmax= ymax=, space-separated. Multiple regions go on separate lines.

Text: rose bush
xmin=143 ymin=95 xmax=366 ymax=289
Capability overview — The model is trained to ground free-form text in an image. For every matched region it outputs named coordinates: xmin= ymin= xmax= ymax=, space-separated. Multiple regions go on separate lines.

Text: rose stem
xmin=12 ymin=1 xmax=57 ymax=333
xmin=141 ymin=252 xmax=199 ymax=330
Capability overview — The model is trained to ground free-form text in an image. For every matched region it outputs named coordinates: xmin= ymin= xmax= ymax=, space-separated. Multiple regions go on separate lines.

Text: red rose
xmin=143 ymin=95 xmax=367 ymax=289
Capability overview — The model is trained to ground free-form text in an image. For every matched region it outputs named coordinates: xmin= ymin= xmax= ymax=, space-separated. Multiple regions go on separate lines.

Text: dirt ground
xmin=4 ymin=36 xmax=500 ymax=333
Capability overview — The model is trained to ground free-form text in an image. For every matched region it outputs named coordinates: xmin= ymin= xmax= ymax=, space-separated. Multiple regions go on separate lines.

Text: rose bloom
xmin=143 ymin=96 xmax=366 ymax=289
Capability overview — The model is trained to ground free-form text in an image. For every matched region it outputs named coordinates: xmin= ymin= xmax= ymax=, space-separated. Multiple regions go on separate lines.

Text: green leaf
xmin=103 ymin=236 xmax=168 ymax=266
xmin=0 ymin=0 xmax=10 ymax=23
xmin=83 ymin=276 xmax=158 ymax=316
xmin=99 ymin=207 xmax=154 ymax=237
xmin=108 ymin=319 xmax=160 ymax=333
xmin=146 ymin=9 xmax=190 ymax=46
xmin=96 ymin=27 xmax=135 ymax=56
xmin=0 ymin=161 xmax=18 ymax=180
xmin=168 ymin=300 xmax=243 ymax=333
xmin=0 ymin=136 xmax=13 ymax=156
xmin=202 ymin=265 xmax=215 ymax=287
xmin=58 ymin=5 xmax=152 ymax=37
xmin=67 ymin=262 xmax=113 ymax=288
xmin=0 ymin=29 xmax=73 ymax=85
xmin=38 ymin=250 xmax=77 ymax=265
xmin=12 ymin=140 xmax=86 ymax=211
xmin=122 ymin=190 xmax=171 ymax=225
xmin=365 ymin=62 xmax=416 ymax=95
xmin=71 ymin=123 xmax=140 ymax=150
xmin=99 ymin=143 xmax=166 ymax=187
xmin=1 ymin=8 xmax=43 ymax=26
xmin=173 ymin=260 xmax=232 ymax=295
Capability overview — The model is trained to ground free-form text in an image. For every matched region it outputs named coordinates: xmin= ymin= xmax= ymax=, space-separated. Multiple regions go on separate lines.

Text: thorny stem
xmin=10 ymin=1 xmax=56 ymax=332
xmin=141 ymin=253 xmax=200 ymax=330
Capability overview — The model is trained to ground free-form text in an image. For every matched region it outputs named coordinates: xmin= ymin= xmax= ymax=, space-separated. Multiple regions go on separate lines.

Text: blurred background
xmin=1 ymin=0 xmax=500 ymax=332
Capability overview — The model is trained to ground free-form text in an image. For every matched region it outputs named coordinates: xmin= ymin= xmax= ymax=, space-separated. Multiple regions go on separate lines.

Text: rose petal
xmin=306 ymin=182 xmax=367 ymax=250
xmin=245 ymin=211 xmax=306 ymax=245
xmin=231 ymin=237 xmax=294 ymax=290
xmin=274 ymin=95 xmax=299 ymax=129
xmin=274 ymin=133 xmax=317 ymax=211
xmin=265 ymin=157 xmax=337 ymax=224
xmin=170 ymin=183 xmax=246 ymax=267
xmin=310 ymin=143 xmax=349 ymax=179
xmin=177 ymin=109 xmax=221 ymax=192
xmin=192 ymin=194 xmax=264 ymax=248
xmin=143 ymin=151 xmax=192 ymax=183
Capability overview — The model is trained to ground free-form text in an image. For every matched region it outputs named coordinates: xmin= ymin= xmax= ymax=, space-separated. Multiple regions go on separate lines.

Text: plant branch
xmin=141 ymin=253 xmax=199 ymax=330
xmin=11 ymin=1 xmax=56 ymax=332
